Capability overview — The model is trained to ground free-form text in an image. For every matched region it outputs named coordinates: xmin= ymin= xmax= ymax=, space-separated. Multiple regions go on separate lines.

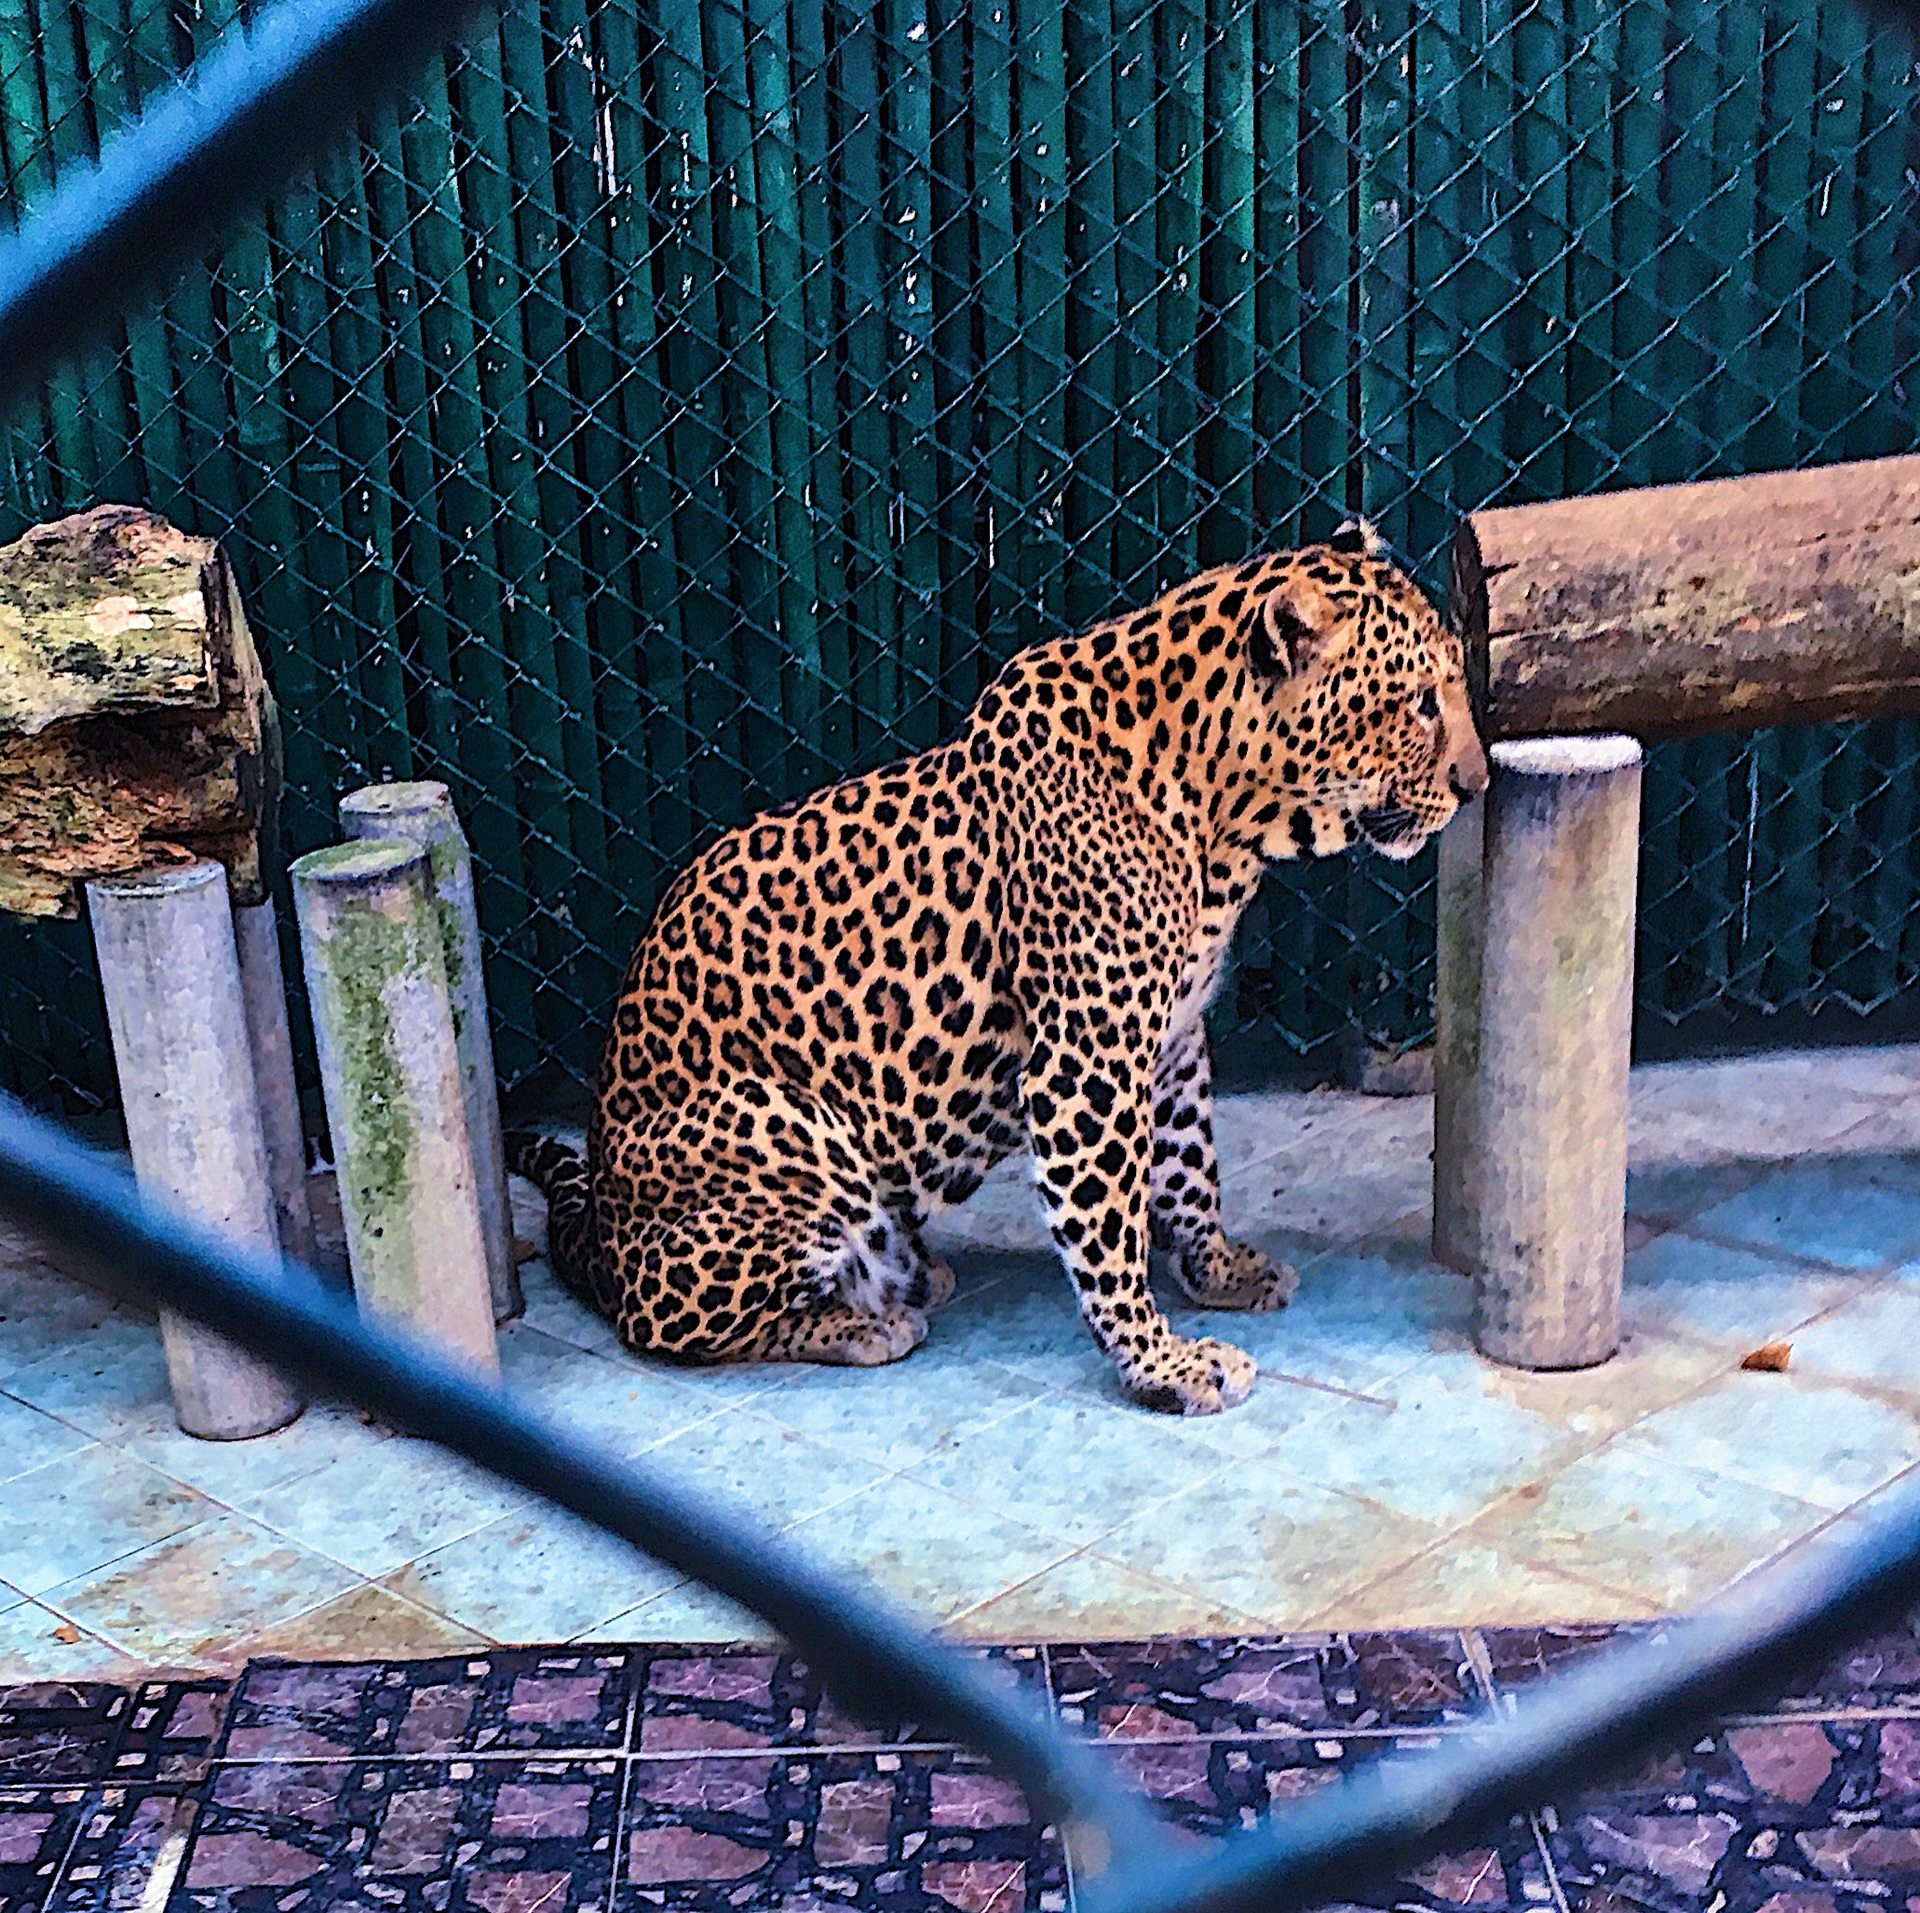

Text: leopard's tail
xmin=504 ymin=1131 xmax=604 ymax=1308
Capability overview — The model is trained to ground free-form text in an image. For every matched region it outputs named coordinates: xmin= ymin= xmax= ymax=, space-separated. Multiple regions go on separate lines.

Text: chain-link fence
xmin=0 ymin=0 xmax=1917 ymax=1116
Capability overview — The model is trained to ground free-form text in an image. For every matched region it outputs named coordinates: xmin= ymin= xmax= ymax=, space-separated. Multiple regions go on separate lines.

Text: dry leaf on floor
xmin=51 ymin=1621 xmax=79 ymax=1643
xmin=1740 ymin=1342 xmax=1792 ymax=1373
xmin=513 ymin=1235 xmax=539 ymax=1263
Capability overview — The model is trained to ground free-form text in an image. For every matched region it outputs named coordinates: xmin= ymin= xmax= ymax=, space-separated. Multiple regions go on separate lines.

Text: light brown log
xmin=1450 ymin=453 xmax=1920 ymax=741
xmin=0 ymin=505 xmax=280 ymax=917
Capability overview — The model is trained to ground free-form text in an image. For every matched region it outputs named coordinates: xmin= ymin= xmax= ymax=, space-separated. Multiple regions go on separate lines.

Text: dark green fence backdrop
xmin=0 ymin=0 xmax=1917 ymax=1113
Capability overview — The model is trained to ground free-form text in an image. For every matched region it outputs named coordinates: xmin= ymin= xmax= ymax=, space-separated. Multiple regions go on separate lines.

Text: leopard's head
xmin=1231 ymin=519 xmax=1487 ymax=860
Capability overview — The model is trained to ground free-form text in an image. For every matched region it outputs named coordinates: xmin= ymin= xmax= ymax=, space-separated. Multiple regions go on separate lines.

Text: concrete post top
xmin=1491 ymin=735 xmax=1643 ymax=778
xmin=340 ymin=781 xmax=457 ymax=846
xmin=88 ymin=858 xmax=227 ymax=901
xmin=291 ymin=838 xmax=425 ymax=886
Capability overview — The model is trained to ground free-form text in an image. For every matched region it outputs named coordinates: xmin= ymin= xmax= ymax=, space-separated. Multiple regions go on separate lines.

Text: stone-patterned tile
xmin=0 ymin=1687 xmax=131 ymax=1785
xmin=45 ymin=1786 xmax=199 ymax=1913
xmin=44 ymin=1517 xmax=357 ymax=1667
xmin=1767 ymin=1617 xmax=1920 ymax=1715
xmin=1085 ymin=1472 xmax=1439 ymax=1628
xmin=1048 ymin=1632 xmax=1480 ymax=1737
xmin=219 ymin=1649 xmax=640 ymax=1762
xmin=1477 ymin=1623 xmax=1662 ymax=1700
xmin=943 ymin=1554 xmax=1263 ymax=1644
xmin=1616 ymin=1376 xmax=1920 ymax=1511
xmin=384 ymin=1509 xmax=679 ymax=1645
xmin=1097 ymin=1732 xmax=1551 ymax=1901
xmin=632 ymin=1644 xmax=1045 ymax=1755
xmin=174 ymin=1755 xmax=622 ymax=1913
xmin=1483 ymin=1446 xmax=1831 ymax=1611
xmin=617 ymin=1749 xmax=1067 ymax=1913
xmin=0 ymin=1449 xmax=211 ymax=1600
xmin=1321 ymin=1540 xmax=1655 ymax=1632
xmin=1690 ymin=1158 xmax=1920 ymax=1272
xmin=108 ymin=1681 xmax=229 ymax=1784
xmin=0 ymin=1784 xmax=93 ymax=1913
xmin=1545 ymin=1717 xmax=1920 ymax=1913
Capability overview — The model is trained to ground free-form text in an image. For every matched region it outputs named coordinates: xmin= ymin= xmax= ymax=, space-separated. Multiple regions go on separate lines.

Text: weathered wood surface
xmin=1450 ymin=454 xmax=1920 ymax=741
xmin=0 ymin=505 xmax=281 ymax=917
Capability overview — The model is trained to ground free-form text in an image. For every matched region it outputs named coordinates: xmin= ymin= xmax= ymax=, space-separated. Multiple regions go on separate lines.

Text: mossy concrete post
xmin=291 ymin=838 xmax=499 ymax=1376
xmin=1431 ymin=792 xmax=1486 ymax=1274
xmin=338 ymin=781 xmax=518 ymax=1322
xmin=233 ymin=900 xmax=318 ymax=1267
xmin=88 ymin=862 xmax=305 ymax=1439
xmin=1467 ymin=736 xmax=1642 ymax=1371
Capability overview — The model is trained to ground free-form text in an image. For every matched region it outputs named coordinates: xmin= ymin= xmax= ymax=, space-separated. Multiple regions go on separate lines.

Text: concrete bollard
xmin=88 ymin=862 xmax=305 ymax=1439
xmin=233 ymin=900 xmax=318 ymax=1269
xmin=339 ymin=781 xmax=519 ymax=1322
xmin=1441 ymin=735 xmax=1643 ymax=1371
xmin=291 ymin=838 xmax=499 ymax=1376
xmin=1431 ymin=792 xmax=1486 ymax=1276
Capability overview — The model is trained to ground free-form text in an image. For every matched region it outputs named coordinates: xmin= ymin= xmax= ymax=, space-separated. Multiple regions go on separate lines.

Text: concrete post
xmin=232 ymin=900 xmax=318 ymax=1268
xmin=339 ymin=781 xmax=519 ymax=1321
xmin=291 ymin=838 xmax=499 ymax=1376
xmin=1431 ymin=793 xmax=1486 ymax=1275
xmin=1463 ymin=735 xmax=1643 ymax=1370
xmin=88 ymin=862 xmax=305 ymax=1439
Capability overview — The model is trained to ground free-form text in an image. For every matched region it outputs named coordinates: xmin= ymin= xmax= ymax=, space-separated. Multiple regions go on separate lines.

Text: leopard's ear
xmin=1327 ymin=515 xmax=1387 ymax=558
xmin=1248 ymin=573 xmax=1339 ymax=680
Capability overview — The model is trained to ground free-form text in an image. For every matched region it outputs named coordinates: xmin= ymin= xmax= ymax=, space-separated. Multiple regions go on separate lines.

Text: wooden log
xmin=1450 ymin=453 xmax=1920 ymax=741
xmin=0 ymin=505 xmax=280 ymax=917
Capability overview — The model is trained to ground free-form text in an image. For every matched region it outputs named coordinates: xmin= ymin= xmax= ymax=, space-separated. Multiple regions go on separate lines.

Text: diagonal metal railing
xmin=4 ymin=1 xmax=1920 ymax=1910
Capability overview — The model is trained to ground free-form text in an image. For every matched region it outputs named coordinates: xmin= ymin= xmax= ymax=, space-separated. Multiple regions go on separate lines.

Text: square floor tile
xmin=1478 ymin=1445 xmax=1831 ymax=1610
xmin=945 ymin=1555 xmax=1261 ymax=1644
xmin=1691 ymin=1157 xmax=1920 ymax=1270
xmin=497 ymin=1326 xmax=725 ymax=1459
xmin=782 ymin=1476 xmax=1076 ymax=1623
xmin=0 ymin=1785 xmax=95 ymax=1913
xmin=905 ymin=1392 xmax=1233 ymax=1546
xmin=1087 ymin=1472 xmax=1439 ymax=1627
xmin=0 ymin=1604 xmax=142 ymax=1685
xmin=1049 ymin=1630 xmax=1480 ymax=1736
xmin=0 ymin=1317 xmax=173 ymax=1447
xmin=234 ymin=1584 xmax=487 ymax=1664
xmin=1784 ymin=1285 xmax=1920 ymax=1398
xmin=1624 ymin=1233 xmax=1867 ymax=1347
xmin=0 ymin=1447 xmax=211 ymax=1598
xmin=593 ymin=1582 xmax=776 ymax=1648
xmin=1322 ymin=1538 xmax=1654 ymax=1631
xmin=178 ymin=1754 xmax=622 ymax=1913
xmin=1616 ymin=1374 xmax=1920 ymax=1510
xmin=384 ymin=1509 xmax=679 ymax=1644
xmin=0 ymin=1395 xmax=91 ymax=1487
xmin=44 ymin=1515 xmax=357 ymax=1665
xmin=0 ymin=1682 xmax=131 ymax=1784
xmin=633 ymin=1410 xmax=893 ymax=1531
xmin=117 ymin=1401 xmax=395 ymax=1510
xmin=218 ymin=1648 xmax=640 ymax=1761
xmin=618 ymin=1748 xmax=1066 ymax=1912
xmin=232 ymin=1437 xmax=522 ymax=1579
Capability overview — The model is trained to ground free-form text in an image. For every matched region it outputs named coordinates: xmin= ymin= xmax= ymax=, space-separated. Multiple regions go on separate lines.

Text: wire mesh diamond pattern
xmin=0 ymin=0 xmax=1915 ymax=1115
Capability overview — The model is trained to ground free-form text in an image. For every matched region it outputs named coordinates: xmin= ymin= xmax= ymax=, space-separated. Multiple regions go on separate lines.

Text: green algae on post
xmin=292 ymin=837 xmax=498 ymax=1377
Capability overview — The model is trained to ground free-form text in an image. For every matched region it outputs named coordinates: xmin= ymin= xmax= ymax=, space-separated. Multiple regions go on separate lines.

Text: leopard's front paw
xmin=1174 ymin=1232 xmax=1298 ymax=1312
xmin=1124 ymin=1334 xmax=1256 ymax=1415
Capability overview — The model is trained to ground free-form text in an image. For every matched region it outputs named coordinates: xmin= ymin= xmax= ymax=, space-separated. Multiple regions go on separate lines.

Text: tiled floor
xmin=6 ymin=1044 xmax=1920 ymax=1676
xmin=12 ymin=1623 xmax=1920 ymax=1913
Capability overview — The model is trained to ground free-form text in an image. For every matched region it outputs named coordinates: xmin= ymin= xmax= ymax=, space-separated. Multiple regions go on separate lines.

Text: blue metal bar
xmin=0 ymin=0 xmax=495 ymax=389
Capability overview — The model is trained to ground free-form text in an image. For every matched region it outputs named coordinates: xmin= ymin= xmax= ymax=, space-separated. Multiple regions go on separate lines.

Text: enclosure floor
xmin=9 ymin=1624 xmax=1920 ymax=1913
xmin=6 ymin=1044 xmax=1920 ymax=1676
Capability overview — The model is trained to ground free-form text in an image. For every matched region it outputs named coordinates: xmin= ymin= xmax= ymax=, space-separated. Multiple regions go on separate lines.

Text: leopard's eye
xmin=1416 ymin=685 xmax=1441 ymax=720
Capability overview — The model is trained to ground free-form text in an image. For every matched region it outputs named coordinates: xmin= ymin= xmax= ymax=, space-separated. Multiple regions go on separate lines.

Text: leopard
xmin=509 ymin=520 xmax=1487 ymax=1414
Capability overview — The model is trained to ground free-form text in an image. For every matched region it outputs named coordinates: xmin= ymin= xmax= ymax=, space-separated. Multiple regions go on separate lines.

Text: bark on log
xmin=1450 ymin=454 xmax=1920 ymax=741
xmin=0 ymin=505 xmax=280 ymax=917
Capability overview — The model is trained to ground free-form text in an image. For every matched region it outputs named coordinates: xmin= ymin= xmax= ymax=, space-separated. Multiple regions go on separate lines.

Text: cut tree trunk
xmin=1450 ymin=453 xmax=1920 ymax=741
xmin=0 ymin=505 xmax=281 ymax=917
